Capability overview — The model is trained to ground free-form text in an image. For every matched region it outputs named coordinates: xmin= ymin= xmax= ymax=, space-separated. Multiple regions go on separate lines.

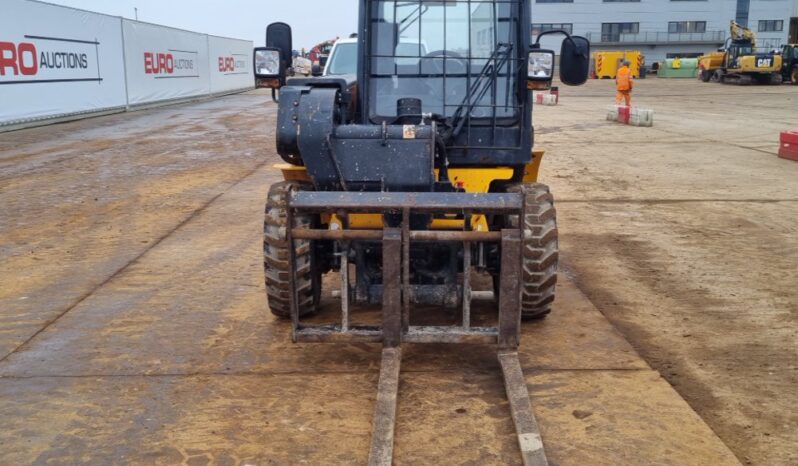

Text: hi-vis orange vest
xmin=616 ymin=66 xmax=633 ymax=91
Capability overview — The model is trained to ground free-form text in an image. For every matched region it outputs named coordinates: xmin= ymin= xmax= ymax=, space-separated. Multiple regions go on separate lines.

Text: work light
xmin=528 ymin=51 xmax=555 ymax=79
xmin=254 ymin=48 xmax=281 ymax=78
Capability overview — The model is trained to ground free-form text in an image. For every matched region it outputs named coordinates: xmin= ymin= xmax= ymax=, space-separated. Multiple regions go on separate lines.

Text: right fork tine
xmin=499 ymin=351 xmax=549 ymax=466
xmin=367 ymin=347 xmax=402 ymax=466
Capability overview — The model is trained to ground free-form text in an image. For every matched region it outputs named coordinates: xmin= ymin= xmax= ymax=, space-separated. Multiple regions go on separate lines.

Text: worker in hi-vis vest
xmin=615 ymin=59 xmax=633 ymax=106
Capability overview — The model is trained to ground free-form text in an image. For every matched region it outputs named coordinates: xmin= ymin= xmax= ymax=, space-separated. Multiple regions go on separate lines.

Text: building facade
xmin=532 ymin=0 xmax=798 ymax=63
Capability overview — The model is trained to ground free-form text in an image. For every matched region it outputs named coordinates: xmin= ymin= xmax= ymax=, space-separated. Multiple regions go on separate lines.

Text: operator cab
xmin=253 ymin=0 xmax=590 ymax=186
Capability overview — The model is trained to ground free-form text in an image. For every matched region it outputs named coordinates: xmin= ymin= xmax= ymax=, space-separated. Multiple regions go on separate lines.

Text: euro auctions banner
xmin=123 ymin=20 xmax=210 ymax=105
xmin=0 ymin=0 xmax=127 ymax=124
xmin=208 ymin=35 xmax=254 ymax=94
xmin=1 ymin=1 xmax=253 ymax=127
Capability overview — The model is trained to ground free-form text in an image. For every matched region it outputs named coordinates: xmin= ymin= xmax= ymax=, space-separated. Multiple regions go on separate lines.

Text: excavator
xmin=699 ymin=21 xmax=783 ymax=84
xmin=253 ymin=1 xmax=590 ymax=464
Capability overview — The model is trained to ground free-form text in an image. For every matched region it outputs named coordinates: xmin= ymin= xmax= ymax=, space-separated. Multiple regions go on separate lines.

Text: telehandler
xmin=779 ymin=43 xmax=798 ymax=85
xmin=253 ymin=1 xmax=589 ymax=464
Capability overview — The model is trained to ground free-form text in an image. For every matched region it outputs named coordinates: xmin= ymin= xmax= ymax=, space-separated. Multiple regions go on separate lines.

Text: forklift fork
xmin=286 ymin=191 xmax=549 ymax=466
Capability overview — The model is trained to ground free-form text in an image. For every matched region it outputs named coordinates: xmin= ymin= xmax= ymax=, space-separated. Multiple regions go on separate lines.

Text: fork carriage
xmin=287 ymin=191 xmax=524 ymax=345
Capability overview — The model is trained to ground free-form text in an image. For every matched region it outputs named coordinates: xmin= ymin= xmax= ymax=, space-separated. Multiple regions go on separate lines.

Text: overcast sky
xmin=43 ymin=0 xmax=359 ymax=50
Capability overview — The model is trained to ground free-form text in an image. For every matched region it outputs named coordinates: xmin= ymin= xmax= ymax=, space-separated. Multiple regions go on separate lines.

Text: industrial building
xmin=533 ymin=0 xmax=798 ymax=62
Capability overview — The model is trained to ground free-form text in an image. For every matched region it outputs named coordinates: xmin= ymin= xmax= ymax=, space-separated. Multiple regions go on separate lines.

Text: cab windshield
xmin=368 ymin=0 xmax=521 ymax=121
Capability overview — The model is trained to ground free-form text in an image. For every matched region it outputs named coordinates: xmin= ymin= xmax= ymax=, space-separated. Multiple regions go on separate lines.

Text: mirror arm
xmin=534 ymin=29 xmax=573 ymax=46
xmin=533 ymin=30 xmax=588 ymax=59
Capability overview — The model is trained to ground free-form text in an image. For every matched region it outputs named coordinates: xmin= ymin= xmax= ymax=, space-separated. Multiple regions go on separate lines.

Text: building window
xmin=668 ymin=21 xmax=707 ymax=33
xmin=601 ymin=22 xmax=639 ymax=42
xmin=758 ymin=20 xmax=784 ymax=32
xmin=736 ymin=0 xmax=750 ymax=26
xmin=532 ymin=23 xmax=574 ymax=39
xmin=536 ymin=0 xmax=573 ymax=3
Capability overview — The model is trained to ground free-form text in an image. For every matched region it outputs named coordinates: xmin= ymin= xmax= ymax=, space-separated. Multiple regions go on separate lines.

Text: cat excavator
xmin=699 ymin=21 xmax=783 ymax=84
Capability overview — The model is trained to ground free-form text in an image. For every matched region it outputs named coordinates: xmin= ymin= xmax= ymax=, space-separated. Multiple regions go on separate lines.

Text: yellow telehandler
xmin=252 ymin=1 xmax=591 ymax=463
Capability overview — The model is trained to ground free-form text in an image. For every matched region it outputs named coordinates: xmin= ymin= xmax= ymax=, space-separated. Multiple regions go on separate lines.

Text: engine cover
xmin=277 ymin=84 xmax=435 ymax=192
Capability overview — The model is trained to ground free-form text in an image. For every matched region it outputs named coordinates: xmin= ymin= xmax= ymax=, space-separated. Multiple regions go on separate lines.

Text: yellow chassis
xmin=277 ymin=149 xmax=546 ymax=231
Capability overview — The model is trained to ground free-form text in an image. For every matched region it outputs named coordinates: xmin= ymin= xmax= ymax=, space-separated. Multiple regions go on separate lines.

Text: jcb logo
xmin=0 ymin=41 xmax=38 ymax=76
xmin=757 ymin=58 xmax=772 ymax=68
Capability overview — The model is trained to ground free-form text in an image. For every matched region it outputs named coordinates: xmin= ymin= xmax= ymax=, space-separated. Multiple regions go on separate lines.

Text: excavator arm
xmin=730 ymin=20 xmax=756 ymax=46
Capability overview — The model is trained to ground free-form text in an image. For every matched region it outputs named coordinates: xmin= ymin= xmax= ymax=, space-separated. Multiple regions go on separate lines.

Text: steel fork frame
xmin=284 ymin=191 xmax=548 ymax=466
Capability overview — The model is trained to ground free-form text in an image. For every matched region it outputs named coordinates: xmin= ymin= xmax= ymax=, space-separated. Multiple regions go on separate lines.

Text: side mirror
xmin=312 ymin=64 xmax=323 ymax=77
xmin=266 ymin=22 xmax=293 ymax=73
xmin=560 ymin=36 xmax=590 ymax=86
xmin=257 ymin=22 xmax=293 ymax=89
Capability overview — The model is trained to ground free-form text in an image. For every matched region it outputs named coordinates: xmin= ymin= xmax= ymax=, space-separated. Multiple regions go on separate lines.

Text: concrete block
xmin=630 ymin=107 xmax=654 ymax=127
xmin=606 ymin=106 xmax=653 ymax=127
xmin=535 ymin=92 xmax=558 ymax=106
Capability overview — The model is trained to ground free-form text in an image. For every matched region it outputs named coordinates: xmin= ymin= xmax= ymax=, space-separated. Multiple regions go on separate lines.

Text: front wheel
xmin=699 ymin=70 xmax=712 ymax=82
xmin=504 ymin=183 xmax=559 ymax=320
xmin=263 ymin=181 xmax=321 ymax=318
xmin=791 ymin=67 xmax=798 ymax=85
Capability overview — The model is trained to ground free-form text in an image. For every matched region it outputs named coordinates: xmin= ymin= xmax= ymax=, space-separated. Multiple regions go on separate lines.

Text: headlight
xmin=254 ymin=49 xmax=281 ymax=77
xmin=528 ymin=51 xmax=554 ymax=79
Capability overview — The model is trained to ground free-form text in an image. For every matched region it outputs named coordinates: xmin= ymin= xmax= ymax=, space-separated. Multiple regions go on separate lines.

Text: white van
xmin=324 ymin=37 xmax=428 ymax=76
xmin=324 ymin=37 xmax=359 ymax=76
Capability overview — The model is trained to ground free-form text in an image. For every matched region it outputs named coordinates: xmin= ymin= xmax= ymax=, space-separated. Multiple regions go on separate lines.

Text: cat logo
xmin=757 ymin=57 xmax=773 ymax=68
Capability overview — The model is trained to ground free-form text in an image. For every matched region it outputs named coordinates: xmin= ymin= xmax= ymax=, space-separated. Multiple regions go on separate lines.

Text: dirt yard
xmin=537 ymin=78 xmax=798 ymax=466
xmin=0 ymin=78 xmax=795 ymax=465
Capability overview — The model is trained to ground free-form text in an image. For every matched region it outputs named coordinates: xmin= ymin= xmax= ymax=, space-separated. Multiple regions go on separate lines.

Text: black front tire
xmin=263 ymin=181 xmax=321 ymax=318
xmin=506 ymin=183 xmax=559 ymax=320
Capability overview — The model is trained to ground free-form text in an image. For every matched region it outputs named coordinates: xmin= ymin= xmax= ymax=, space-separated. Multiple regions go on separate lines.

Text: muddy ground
xmin=0 ymin=78 xmax=794 ymax=465
xmin=537 ymin=78 xmax=798 ymax=466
